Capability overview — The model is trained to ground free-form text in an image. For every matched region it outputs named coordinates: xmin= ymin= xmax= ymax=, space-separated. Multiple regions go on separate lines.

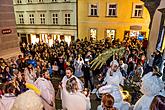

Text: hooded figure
xmin=134 ymin=72 xmax=165 ymax=110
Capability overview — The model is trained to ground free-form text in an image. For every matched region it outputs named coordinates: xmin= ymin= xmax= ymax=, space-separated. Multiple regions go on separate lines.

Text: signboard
xmin=130 ymin=25 xmax=142 ymax=30
xmin=2 ymin=29 xmax=12 ymax=34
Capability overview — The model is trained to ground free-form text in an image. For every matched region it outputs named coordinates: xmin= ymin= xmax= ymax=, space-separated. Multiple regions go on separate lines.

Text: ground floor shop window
xmin=90 ymin=28 xmax=97 ymax=41
xmin=106 ymin=29 xmax=116 ymax=41
xmin=124 ymin=31 xmax=146 ymax=40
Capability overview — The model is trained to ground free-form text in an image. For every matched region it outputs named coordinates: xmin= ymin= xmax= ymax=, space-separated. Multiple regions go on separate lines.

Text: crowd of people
xmin=0 ymin=36 xmax=164 ymax=110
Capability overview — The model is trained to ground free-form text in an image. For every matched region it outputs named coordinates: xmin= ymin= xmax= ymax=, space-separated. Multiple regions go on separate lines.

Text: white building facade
xmin=13 ymin=0 xmax=77 ymax=46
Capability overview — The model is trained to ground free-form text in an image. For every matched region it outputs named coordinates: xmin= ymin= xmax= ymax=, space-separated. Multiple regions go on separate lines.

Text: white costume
xmin=61 ymin=75 xmax=83 ymax=109
xmin=0 ymin=93 xmax=16 ymax=110
xmin=98 ymin=60 xmax=129 ymax=110
xmin=62 ymin=89 xmax=91 ymax=110
xmin=134 ymin=72 xmax=165 ymax=110
xmin=35 ymin=77 xmax=55 ymax=110
xmin=12 ymin=90 xmax=43 ymax=110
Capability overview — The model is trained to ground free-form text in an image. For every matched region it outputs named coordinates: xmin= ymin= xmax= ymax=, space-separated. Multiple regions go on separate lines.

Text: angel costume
xmin=134 ymin=72 xmax=165 ymax=110
xmin=62 ymin=89 xmax=91 ymax=110
xmin=35 ymin=77 xmax=55 ymax=110
xmin=98 ymin=60 xmax=129 ymax=110
xmin=0 ymin=93 xmax=16 ymax=110
xmin=61 ymin=75 xmax=83 ymax=109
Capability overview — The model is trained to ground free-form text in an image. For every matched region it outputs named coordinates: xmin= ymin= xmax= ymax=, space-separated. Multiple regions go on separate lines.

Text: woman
xmin=97 ymin=93 xmax=117 ymax=110
xmin=63 ymin=77 xmax=91 ymax=110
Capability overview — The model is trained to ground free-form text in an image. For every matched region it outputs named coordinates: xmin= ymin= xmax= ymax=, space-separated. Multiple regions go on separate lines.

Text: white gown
xmin=98 ymin=69 xmax=129 ymax=110
xmin=134 ymin=72 xmax=165 ymax=110
xmin=62 ymin=89 xmax=91 ymax=110
xmin=35 ymin=77 xmax=55 ymax=110
xmin=61 ymin=75 xmax=83 ymax=109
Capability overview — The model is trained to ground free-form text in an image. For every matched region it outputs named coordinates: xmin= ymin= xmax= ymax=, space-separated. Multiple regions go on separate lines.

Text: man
xmin=119 ymin=59 xmax=128 ymax=78
xmin=35 ymin=70 xmax=55 ymax=110
xmin=60 ymin=67 xmax=83 ymax=110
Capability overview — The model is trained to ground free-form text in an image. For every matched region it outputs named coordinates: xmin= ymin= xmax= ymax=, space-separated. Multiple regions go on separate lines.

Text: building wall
xmin=147 ymin=0 xmax=165 ymax=56
xmin=78 ymin=0 xmax=150 ymax=41
xmin=0 ymin=0 xmax=20 ymax=58
xmin=13 ymin=0 xmax=77 ymax=45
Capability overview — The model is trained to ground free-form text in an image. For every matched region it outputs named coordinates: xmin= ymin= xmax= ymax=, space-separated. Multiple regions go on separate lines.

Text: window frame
xmin=107 ymin=3 xmax=117 ymax=17
xmin=18 ymin=14 xmax=24 ymax=24
xmin=29 ymin=14 xmax=35 ymax=24
xmin=64 ymin=13 xmax=71 ymax=25
xmin=27 ymin=0 xmax=32 ymax=3
xmin=17 ymin=0 xmax=22 ymax=4
xmin=132 ymin=3 xmax=144 ymax=18
xmin=52 ymin=13 xmax=58 ymax=25
xmin=89 ymin=4 xmax=98 ymax=17
xmin=40 ymin=13 xmax=46 ymax=24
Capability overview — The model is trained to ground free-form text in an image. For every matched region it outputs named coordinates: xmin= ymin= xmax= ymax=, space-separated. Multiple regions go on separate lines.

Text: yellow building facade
xmin=78 ymin=0 xmax=151 ymax=41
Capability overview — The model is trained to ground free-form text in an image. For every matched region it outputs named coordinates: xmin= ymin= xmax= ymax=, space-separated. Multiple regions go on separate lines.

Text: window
xmin=65 ymin=13 xmax=70 ymax=25
xmin=40 ymin=14 xmax=45 ymax=24
xmin=52 ymin=14 xmax=58 ymax=24
xmin=107 ymin=4 xmax=117 ymax=16
xmin=64 ymin=0 xmax=70 ymax=2
xmin=52 ymin=0 xmax=57 ymax=2
xmin=39 ymin=0 xmax=43 ymax=2
xmin=28 ymin=0 xmax=32 ymax=3
xmin=106 ymin=29 xmax=116 ymax=41
xmin=90 ymin=28 xmax=97 ymax=41
xmin=17 ymin=0 xmax=22 ymax=4
xmin=89 ymin=4 xmax=98 ymax=16
xmin=19 ymin=14 xmax=24 ymax=24
xmin=29 ymin=14 xmax=34 ymax=24
xmin=132 ymin=4 xmax=143 ymax=17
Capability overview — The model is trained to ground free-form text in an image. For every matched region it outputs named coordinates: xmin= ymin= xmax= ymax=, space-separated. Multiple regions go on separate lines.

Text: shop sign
xmin=2 ymin=29 xmax=12 ymax=34
xmin=130 ymin=25 xmax=142 ymax=30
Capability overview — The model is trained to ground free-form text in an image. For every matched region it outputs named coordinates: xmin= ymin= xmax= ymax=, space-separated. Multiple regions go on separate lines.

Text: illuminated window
xmin=29 ymin=14 xmax=34 ymax=24
xmin=19 ymin=14 xmax=24 ymax=24
xmin=65 ymin=13 xmax=70 ymax=25
xmin=17 ymin=0 xmax=22 ymax=4
xmin=132 ymin=4 xmax=143 ymax=17
xmin=40 ymin=14 xmax=45 ymax=24
xmin=89 ymin=4 xmax=98 ymax=16
xmin=28 ymin=0 xmax=32 ymax=3
xmin=52 ymin=13 xmax=58 ymax=24
xmin=107 ymin=4 xmax=117 ymax=16
xmin=106 ymin=29 xmax=116 ymax=41
xmin=90 ymin=28 xmax=97 ymax=41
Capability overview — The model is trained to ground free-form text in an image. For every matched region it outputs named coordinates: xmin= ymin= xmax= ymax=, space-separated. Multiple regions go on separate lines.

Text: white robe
xmin=61 ymin=75 xmax=83 ymax=109
xmin=35 ymin=77 xmax=55 ymax=110
xmin=99 ymin=69 xmax=129 ymax=110
xmin=62 ymin=89 xmax=91 ymax=110
xmin=0 ymin=94 xmax=16 ymax=110
xmin=134 ymin=72 xmax=165 ymax=110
